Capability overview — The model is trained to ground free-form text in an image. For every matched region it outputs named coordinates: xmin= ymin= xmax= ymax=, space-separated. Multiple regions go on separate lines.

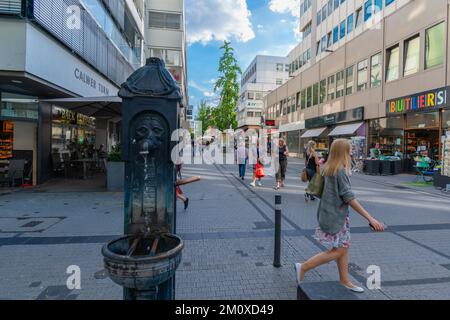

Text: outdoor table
xmin=71 ymin=159 xmax=96 ymax=180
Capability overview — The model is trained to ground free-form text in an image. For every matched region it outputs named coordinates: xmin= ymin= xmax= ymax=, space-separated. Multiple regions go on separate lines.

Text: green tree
xmin=213 ymin=41 xmax=241 ymax=131
xmin=196 ymin=100 xmax=214 ymax=134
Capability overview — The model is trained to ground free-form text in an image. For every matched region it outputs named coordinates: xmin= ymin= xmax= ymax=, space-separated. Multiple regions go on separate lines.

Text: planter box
xmin=364 ymin=160 xmax=380 ymax=175
xmin=106 ymin=161 xmax=124 ymax=192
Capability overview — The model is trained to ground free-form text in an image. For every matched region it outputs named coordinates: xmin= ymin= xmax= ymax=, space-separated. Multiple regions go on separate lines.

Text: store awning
xmin=279 ymin=121 xmax=305 ymax=133
xmin=328 ymin=122 xmax=364 ymax=136
xmin=41 ymin=96 xmax=122 ymax=119
xmin=301 ymin=127 xmax=327 ymax=138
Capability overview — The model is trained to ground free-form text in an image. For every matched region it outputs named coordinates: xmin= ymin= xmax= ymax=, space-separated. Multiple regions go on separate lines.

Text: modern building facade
xmin=144 ymin=0 xmax=189 ymax=127
xmin=238 ymin=55 xmax=290 ymax=130
xmin=0 ymin=0 xmax=145 ymax=184
xmin=264 ymin=0 xmax=450 ymax=176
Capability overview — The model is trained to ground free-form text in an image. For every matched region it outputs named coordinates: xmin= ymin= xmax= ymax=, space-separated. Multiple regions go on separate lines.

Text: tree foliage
xmin=195 ymin=100 xmax=214 ymax=134
xmin=213 ymin=41 xmax=241 ymax=131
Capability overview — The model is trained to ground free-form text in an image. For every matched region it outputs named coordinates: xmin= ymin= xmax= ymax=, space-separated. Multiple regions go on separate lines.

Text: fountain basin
xmin=101 ymin=233 xmax=183 ymax=290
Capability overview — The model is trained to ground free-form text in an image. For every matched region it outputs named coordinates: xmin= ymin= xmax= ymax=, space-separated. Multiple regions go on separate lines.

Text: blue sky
xmin=185 ymin=0 xmax=300 ymax=116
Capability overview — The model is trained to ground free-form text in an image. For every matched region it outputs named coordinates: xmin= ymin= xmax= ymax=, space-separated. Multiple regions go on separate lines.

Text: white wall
xmin=25 ymin=23 xmax=119 ymax=97
xmin=0 ymin=19 xmax=26 ymax=71
xmin=13 ymin=122 xmax=37 ymax=150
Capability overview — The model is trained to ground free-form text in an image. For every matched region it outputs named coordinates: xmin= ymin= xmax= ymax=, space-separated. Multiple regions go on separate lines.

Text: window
xmin=340 ymin=20 xmax=346 ymax=39
xmin=301 ymin=89 xmax=306 ymax=109
xmin=322 ymin=5 xmax=327 ymax=21
xmin=386 ymin=45 xmax=400 ymax=82
xmin=403 ymin=35 xmax=420 ymax=76
xmin=347 ymin=13 xmax=354 ymax=33
xmin=336 ymin=71 xmax=344 ymax=98
xmin=276 ymin=63 xmax=284 ymax=71
xmin=425 ymin=22 xmax=445 ymax=69
xmin=306 ymin=86 xmax=313 ymax=108
xmin=346 ymin=65 xmax=354 ymax=95
xmin=148 ymin=11 xmax=181 ymax=30
xmin=317 ymin=10 xmax=322 ymax=25
xmin=334 ymin=0 xmax=340 ymax=10
xmin=321 ymin=36 xmax=327 ymax=51
xmin=313 ymin=83 xmax=319 ymax=106
xmin=386 ymin=0 xmax=395 ymax=6
xmin=327 ymin=75 xmax=335 ymax=100
xmin=371 ymin=53 xmax=382 ymax=87
xmin=276 ymin=79 xmax=283 ymax=85
xmin=150 ymin=48 xmax=182 ymax=66
xmin=327 ymin=32 xmax=332 ymax=47
xmin=355 ymin=7 xmax=363 ymax=28
xmin=357 ymin=59 xmax=368 ymax=91
xmin=320 ymin=79 xmax=327 ymax=103
xmin=364 ymin=0 xmax=372 ymax=22
xmin=302 ymin=22 xmax=312 ymax=38
xmin=328 ymin=0 xmax=333 ymax=15
xmin=333 ymin=26 xmax=339 ymax=43
xmin=248 ymin=92 xmax=255 ymax=100
xmin=316 ymin=41 xmax=321 ymax=55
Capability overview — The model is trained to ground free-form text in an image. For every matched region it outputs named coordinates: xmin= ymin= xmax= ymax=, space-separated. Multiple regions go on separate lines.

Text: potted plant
xmin=106 ymin=145 xmax=124 ymax=192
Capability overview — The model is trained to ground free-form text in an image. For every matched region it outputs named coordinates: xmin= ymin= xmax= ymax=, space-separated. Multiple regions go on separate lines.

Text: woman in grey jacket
xmin=295 ymin=139 xmax=385 ymax=293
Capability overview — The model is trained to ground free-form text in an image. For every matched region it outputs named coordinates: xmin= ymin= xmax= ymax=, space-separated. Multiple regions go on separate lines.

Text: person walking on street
xmin=274 ymin=138 xmax=289 ymax=190
xmin=250 ymin=140 xmax=263 ymax=187
xmin=237 ymin=142 xmax=249 ymax=180
xmin=294 ymin=139 xmax=385 ymax=293
xmin=305 ymin=140 xmax=320 ymax=201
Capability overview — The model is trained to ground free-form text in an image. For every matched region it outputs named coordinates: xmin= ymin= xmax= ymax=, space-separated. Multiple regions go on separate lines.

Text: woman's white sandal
xmin=343 ymin=284 xmax=365 ymax=293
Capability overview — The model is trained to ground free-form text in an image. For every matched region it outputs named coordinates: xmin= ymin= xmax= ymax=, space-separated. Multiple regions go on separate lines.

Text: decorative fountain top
xmin=119 ymin=57 xmax=183 ymax=102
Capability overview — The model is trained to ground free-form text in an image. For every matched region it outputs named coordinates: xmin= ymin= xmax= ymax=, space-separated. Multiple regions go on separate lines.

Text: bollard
xmin=273 ymin=194 xmax=282 ymax=268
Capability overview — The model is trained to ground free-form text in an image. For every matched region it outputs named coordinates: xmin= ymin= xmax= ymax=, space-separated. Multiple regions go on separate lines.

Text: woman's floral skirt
xmin=314 ymin=217 xmax=351 ymax=249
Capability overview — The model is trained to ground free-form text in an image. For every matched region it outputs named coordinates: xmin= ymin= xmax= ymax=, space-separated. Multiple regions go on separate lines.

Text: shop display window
xmin=0 ymin=121 xmax=14 ymax=160
xmin=1 ymin=93 xmax=38 ymax=120
xmin=442 ymin=110 xmax=450 ymax=177
xmin=406 ymin=112 xmax=439 ymax=129
xmin=369 ymin=117 xmax=403 ymax=157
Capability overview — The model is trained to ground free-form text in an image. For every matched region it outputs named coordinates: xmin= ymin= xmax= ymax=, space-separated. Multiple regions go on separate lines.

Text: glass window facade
xmin=346 ymin=65 xmax=354 ymax=95
xmin=425 ymin=22 xmax=445 ymax=69
xmin=347 ymin=13 xmax=354 ymax=33
xmin=327 ymin=75 xmax=336 ymax=100
xmin=336 ymin=71 xmax=345 ymax=98
xmin=0 ymin=93 xmax=38 ymax=120
xmin=357 ymin=59 xmax=368 ymax=92
xmin=386 ymin=45 xmax=400 ymax=82
xmin=404 ymin=35 xmax=420 ymax=76
xmin=320 ymin=79 xmax=327 ymax=103
xmin=369 ymin=117 xmax=404 ymax=156
xmin=371 ymin=53 xmax=382 ymax=88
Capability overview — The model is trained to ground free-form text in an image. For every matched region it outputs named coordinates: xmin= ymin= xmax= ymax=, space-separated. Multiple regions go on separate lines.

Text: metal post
xmin=274 ymin=194 xmax=282 ymax=268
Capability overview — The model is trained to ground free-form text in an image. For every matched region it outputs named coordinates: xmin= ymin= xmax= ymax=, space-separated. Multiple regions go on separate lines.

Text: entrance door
xmin=405 ymin=129 xmax=440 ymax=161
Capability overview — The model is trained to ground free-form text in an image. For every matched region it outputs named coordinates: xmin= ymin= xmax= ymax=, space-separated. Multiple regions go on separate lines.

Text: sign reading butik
xmin=387 ymin=87 xmax=449 ymax=115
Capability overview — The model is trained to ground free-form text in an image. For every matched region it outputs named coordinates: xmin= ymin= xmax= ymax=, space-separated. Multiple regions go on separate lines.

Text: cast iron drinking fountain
xmin=101 ymin=58 xmax=184 ymax=300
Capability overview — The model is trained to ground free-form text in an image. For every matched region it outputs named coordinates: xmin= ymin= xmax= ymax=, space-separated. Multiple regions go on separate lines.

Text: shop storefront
xmin=0 ymin=93 xmax=39 ymax=186
xmin=302 ymin=107 xmax=365 ymax=159
xmin=374 ymin=87 xmax=450 ymax=177
xmin=279 ymin=121 xmax=305 ymax=158
xmin=51 ymin=106 xmax=96 ymax=154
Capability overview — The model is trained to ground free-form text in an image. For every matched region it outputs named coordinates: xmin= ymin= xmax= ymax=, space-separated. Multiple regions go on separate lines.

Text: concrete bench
xmin=297 ymin=281 xmax=361 ymax=300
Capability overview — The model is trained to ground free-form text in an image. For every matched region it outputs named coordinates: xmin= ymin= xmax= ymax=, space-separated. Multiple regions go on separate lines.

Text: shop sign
xmin=265 ymin=119 xmax=276 ymax=126
xmin=387 ymin=87 xmax=449 ymax=115
xmin=306 ymin=107 xmax=364 ymax=128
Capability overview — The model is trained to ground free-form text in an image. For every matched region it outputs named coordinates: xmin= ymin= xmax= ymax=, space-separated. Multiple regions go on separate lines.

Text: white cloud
xmin=269 ymin=0 xmax=300 ymax=17
xmin=189 ymin=80 xmax=216 ymax=98
xmin=186 ymin=0 xmax=255 ymax=44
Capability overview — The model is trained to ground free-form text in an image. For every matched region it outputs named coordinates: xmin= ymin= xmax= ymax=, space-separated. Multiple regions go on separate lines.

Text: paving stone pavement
xmin=1 ymin=160 xmax=450 ymax=300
